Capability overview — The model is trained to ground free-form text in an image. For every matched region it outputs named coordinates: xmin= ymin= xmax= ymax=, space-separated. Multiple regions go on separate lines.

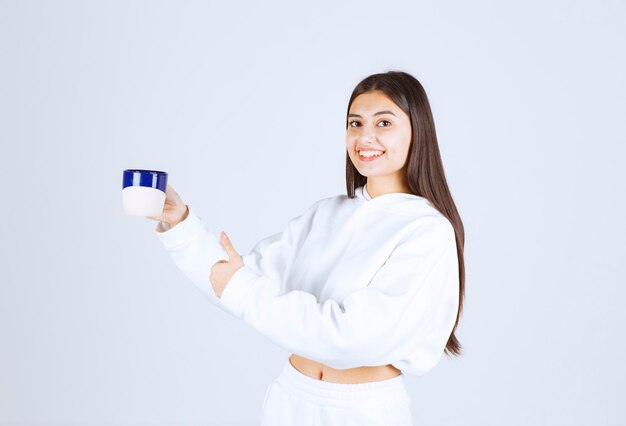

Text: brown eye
xmin=378 ymin=120 xmax=391 ymax=127
xmin=348 ymin=120 xmax=360 ymax=127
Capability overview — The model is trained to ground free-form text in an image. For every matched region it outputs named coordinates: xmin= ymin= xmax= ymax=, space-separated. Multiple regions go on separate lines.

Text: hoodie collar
xmin=356 ymin=184 xmax=427 ymax=204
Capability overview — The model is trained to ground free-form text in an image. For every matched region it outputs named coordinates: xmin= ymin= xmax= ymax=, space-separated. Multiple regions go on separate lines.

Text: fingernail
xmin=220 ymin=231 xmax=226 ymax=240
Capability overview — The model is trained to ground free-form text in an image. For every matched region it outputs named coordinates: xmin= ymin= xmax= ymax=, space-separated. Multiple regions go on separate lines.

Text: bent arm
xmin=218 ymin=218 xmax=459 ymax=372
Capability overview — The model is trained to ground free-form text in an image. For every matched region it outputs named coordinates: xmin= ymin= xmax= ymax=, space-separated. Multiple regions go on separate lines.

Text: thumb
xmin=219 ymin=231 xmax=238 ymax=259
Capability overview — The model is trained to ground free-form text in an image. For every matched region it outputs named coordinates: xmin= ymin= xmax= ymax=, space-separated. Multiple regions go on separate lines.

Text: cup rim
xmin=124 ymin=169 xmax=167 ymax=175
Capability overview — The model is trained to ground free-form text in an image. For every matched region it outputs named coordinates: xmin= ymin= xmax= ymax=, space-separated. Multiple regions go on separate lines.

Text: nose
xmin=360 ymin=130 xmax=376 ymax=143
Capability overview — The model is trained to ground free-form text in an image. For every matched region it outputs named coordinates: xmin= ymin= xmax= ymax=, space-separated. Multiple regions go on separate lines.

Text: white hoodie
xmin=153 ymin=184 xmax=459 ymax=377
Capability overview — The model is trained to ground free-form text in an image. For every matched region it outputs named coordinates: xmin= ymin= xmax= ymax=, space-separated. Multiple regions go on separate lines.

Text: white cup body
xmin=122 ymin=186 xmax=166 ymax=217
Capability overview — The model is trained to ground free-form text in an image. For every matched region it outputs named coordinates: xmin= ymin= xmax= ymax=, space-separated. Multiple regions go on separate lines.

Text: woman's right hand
xmin=145 ymin=183 xmax=189 ymax=227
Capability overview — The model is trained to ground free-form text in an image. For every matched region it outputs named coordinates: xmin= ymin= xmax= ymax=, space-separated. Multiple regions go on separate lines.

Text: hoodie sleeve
xmin=218 ymin=216 xmax=460 ymax=371
xmin=153 ymin=201 xmax=322 ymax=315
xmin=153 ymin=206 xmax=231 ymax=312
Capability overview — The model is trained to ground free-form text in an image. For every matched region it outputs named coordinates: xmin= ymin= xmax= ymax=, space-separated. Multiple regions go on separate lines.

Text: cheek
xmin=386 ymin=146 xmax=400 ymax=158
xmin=384 ymin=146 xmax=408 ymax=166
xmin=387 ymin=135 xmax=411 ymax=158
xmin=346 ymin=138 xmax=357 ymax=154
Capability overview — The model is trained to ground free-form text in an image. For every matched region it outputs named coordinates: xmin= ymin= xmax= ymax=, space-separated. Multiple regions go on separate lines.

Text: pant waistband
xmin=274 ymin=357 xmax=410 ymax=407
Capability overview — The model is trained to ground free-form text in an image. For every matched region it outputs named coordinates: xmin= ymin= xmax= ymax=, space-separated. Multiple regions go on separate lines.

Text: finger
xmin=219 ymin=231 xmax=238 ymax=259
xmin=165 ymin=184 xmax=183 ymax=205
xmin=166 ymin=184 xmax=175 ymax=196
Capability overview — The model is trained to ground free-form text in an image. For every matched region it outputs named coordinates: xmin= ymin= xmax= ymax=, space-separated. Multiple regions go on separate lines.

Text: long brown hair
xmin=345 ymin=71 xmax=465 ymax=357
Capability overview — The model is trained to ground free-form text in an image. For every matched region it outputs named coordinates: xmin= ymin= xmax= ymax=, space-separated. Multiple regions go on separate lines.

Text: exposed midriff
xmin=289 ymin=353 xmax=401 ymax=384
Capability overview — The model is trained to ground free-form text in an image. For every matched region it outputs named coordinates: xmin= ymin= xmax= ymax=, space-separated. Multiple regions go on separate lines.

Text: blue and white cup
xmin=122 ymin=169 xmax=168 ymax=216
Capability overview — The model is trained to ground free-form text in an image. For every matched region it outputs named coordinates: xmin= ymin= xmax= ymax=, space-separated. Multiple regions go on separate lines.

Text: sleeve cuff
xmin=153 ymin=207 xmax=203 ymax=250
xmin=220 ymin=265 xmax=260 ymax=317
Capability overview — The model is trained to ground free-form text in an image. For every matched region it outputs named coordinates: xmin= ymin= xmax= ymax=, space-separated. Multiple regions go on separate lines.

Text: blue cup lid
xmin=123 ymin=169 xmax=168 ymax=193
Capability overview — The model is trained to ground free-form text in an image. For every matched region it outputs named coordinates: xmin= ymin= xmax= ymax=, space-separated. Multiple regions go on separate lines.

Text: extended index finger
xmin=220 ymin=231 xmax=237 ymax=258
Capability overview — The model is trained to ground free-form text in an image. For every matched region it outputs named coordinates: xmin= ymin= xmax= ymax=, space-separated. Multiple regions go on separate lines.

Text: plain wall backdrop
xmin=1 ymin=0 xmax=624 ymax=425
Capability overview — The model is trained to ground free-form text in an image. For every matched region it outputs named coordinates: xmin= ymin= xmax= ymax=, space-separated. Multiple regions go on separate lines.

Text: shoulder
xmin=285 ymin=194 xmax=338 ymax=227
xmin=396 ymin=207 xmax=456 ymax=257
xmin=301 ymin=194 xmax=336 ymax=215
xmin=411 ymin=213 xmax=455 ymax=242
xmin=370 ymin=194 xmax=451 ymax=230
xmin=300 ymin=192 xmax=352 ymax=216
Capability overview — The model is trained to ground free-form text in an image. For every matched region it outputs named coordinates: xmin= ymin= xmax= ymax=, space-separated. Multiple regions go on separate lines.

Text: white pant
xmin=260 ymin=358 xmax=414 ymax=425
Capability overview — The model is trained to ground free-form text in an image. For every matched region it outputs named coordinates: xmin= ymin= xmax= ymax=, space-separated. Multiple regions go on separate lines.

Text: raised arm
xmin=153 ymin=197 xmax=324 ymax=315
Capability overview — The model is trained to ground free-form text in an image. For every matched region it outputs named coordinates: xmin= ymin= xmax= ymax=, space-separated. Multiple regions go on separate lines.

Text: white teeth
xmin=359 ymin=150 xmax=384 ymax=157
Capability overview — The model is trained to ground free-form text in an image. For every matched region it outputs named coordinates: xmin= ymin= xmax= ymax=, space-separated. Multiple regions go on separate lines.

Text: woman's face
xmin=346 ymin=90 xmax=412 ymax=190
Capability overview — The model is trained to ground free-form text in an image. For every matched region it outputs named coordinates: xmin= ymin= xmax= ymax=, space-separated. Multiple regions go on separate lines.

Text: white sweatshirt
xmin=153 ymin=184 xmax=459 ymax=377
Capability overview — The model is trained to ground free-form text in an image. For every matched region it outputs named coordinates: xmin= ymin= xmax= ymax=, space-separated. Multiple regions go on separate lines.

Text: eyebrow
xmin=347 ymin=110 xmax=397 ymax=118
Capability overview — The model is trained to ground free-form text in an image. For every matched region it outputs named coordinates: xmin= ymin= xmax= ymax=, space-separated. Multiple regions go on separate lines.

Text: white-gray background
xmin=1 ymin=0 xmax=624 ymax=425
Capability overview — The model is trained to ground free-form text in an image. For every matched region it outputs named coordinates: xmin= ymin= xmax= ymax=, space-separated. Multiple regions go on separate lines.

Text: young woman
xmin=147 ymin=70 xmax=465 ymax=425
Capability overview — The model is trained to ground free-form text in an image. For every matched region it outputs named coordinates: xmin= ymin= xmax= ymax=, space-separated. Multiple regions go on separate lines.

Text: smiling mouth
xmin=357 ymin=150 xmax=385 ymax=162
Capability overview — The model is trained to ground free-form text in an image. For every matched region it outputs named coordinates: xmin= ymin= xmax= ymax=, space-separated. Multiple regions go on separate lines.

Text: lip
xmin=356 ymin=146 xmax=385 ymax=152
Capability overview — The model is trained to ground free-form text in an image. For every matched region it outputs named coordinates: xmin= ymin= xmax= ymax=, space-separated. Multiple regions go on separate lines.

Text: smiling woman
xmin=343 ymin=71 xmax=466 ymax=358
xmin=149 ymin=70 xmax=465 ymax=426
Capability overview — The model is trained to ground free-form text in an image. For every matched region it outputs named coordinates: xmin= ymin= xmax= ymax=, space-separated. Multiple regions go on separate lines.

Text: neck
xmin=365 ymin=179 xmax=412 ymax=198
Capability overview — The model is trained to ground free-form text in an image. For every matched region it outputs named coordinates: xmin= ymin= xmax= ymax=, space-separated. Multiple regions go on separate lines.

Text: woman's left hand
xmin=210 ymin=231 xmax=244 ymax=298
